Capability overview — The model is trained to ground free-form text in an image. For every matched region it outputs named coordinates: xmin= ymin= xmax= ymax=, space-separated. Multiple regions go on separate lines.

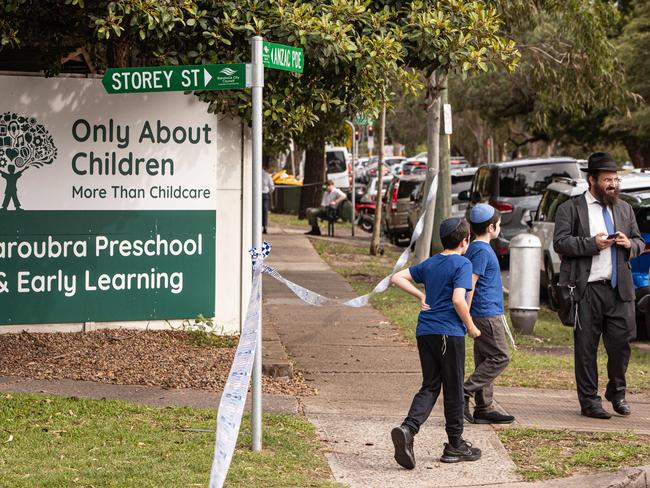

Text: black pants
xmin=575 ymin=282 xmax=634 ymax=409
xmin=403 ymin=334 xmax=465 ymax=440
xmin=262 ymin=193 xmax=270 ymax=229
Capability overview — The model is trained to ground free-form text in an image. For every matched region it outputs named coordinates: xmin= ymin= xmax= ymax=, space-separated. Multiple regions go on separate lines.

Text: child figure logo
xmin=0 ymin=112 xmax=57 ymax=211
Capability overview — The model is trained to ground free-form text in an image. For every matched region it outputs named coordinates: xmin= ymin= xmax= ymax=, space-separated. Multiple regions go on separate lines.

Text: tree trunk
xmin=108 ymin=38 xmax=131 ymax=68
xmin=299 ymin=140 xmax=326 ymax=219
xmin=432 ymin=75 xmax=451 ymax=255
xmin=414 ymin=71 xmax=441 ymax=263
xmin=370 ymin=101 xmax=386 ymax=255
xmin=623 ymin=138 xmax=650 ymax=168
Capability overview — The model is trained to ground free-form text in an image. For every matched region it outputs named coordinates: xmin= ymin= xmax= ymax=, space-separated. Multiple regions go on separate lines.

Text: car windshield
xmin=498 ymin=163 xmax=580 ymax=197
xmin=327 ymin=151 xmax=347 ymax=173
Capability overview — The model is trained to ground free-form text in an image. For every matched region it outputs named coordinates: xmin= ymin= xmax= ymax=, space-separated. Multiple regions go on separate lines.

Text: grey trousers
xmin=306 ymin=207 xmax=326 ymax=227
xmin=575 ymin=282 xmax=634 ymax=409
xmin=463 ymin=315 xmax=510 ymax=412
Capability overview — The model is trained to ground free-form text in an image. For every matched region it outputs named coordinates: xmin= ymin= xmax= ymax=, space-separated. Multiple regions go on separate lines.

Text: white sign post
xmin=443 ymin=103 xmax=453 ymax=135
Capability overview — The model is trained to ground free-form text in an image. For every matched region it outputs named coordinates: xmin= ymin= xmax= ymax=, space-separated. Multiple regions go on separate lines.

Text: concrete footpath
xmin=262 ymin=228 xmax=650 ymax=488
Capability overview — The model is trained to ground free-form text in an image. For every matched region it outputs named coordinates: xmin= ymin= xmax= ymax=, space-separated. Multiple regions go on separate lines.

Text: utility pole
xmin=432 ymin=75 xmax=451 ymax=254
xmin=414 ymin=71 xmax=441 ymax=263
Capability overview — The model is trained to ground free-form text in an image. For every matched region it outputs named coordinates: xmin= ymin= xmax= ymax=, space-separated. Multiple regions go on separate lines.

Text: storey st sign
xmin=102 ymin=64 xmax=246 ymax=94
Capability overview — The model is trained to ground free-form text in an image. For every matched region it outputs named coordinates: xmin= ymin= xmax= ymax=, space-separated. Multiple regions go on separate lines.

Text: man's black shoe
xmin=463 ymin=399 xmax=474 ymax=424
xmin=304 ymin=228 xmax=321 ymax=236
xmin=612 ymin=399 xmax=631 ymax=416
xmin=440 ymin=439 xmax=481 ymax=463
xmin=473 ymin=410 xmax=515 ymax=424
xmin=390 ymin=425 xmax=415 ymax=470
xmin=580 ymin=406 xmax=612 ymax=419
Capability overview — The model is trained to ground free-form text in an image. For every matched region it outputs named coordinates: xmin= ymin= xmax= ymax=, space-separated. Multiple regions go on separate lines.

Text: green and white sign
xmin=262 ymin=41 xmax=304 ymax=73
xmin=0 ymin=76 xmax=226 ymax=326
xmin=102 ymin=64 xmax=246 ymax=94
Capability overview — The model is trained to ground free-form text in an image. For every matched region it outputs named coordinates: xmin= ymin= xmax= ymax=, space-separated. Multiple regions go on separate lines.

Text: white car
xmin=326 ymin=146 xmax=351 ymax=190
xmin=529 ymin=172 xmax=650 ymax=306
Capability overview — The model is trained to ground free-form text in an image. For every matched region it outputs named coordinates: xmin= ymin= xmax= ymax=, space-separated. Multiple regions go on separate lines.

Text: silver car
xmin=529 ymin=172 xmax=650 ymax=307
xmin=459 ymin=158 xmax=583 ymax=259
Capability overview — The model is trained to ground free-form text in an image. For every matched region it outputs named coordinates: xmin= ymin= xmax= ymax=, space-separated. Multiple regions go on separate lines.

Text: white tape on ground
xmin=209 ymin=174 xmax=439 ymax=487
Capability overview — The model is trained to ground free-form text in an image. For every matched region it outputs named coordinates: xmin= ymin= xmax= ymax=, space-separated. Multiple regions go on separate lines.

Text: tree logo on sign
xmin=0 ymin=112 xmax=57 ymax=211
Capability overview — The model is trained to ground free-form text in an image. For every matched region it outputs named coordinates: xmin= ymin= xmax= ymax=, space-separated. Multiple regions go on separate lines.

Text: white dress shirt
xmin=321 ymin=187 xmax=345 ymax=206
xmin=584 ymin=190 xmax=614 ymax=282
xmin=262 ymin=171 xmax=275 ymax=194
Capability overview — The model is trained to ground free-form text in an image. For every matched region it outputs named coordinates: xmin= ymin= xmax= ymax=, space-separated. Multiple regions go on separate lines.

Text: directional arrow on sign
xmin=204 ymin=68 xmax=212 ymax=87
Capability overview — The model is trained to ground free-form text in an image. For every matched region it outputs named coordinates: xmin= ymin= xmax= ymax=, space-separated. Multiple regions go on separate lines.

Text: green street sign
xmin=354 ymin=116 xmax=369 ymax=126
xmin=102 ymin=64 xmax=246 ymax=94
xmin=262 ymin=41 xmax=304 ymax=73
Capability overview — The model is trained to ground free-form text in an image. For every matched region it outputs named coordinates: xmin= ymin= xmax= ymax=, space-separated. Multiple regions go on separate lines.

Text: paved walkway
xmin=263 ymin=226 xmax=650 ymax=488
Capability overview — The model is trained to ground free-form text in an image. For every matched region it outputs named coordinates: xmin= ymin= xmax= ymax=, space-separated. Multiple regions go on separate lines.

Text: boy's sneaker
xmin=440 ymin=439 xmax=482 ymax=463
xmin=472 ymin=410 xmax=515 ymax=424
xmin=391 ymin=425 xmax=415 ymax=469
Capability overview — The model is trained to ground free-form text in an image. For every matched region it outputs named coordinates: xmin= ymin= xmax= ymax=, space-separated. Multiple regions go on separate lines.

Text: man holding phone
xmin=553 ymin=152 xmax=644 ymax=419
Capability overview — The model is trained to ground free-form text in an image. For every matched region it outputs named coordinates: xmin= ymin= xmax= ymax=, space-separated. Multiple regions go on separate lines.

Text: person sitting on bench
xmin=305 ymin=180 xmax=347 ymax=236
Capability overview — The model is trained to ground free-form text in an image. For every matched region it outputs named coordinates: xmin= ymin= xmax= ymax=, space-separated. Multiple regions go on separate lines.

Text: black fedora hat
xmin=581 ymin=152 xmax=618 ymax=173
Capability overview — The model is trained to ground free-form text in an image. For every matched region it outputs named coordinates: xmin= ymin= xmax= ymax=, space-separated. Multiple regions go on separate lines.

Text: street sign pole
xmin=251 ymin=35 xmax=264 ymax=452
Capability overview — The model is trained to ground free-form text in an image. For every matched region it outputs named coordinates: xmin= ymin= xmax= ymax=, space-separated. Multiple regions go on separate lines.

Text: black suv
xmin=459 ymin=158 xmax=583 ymax=260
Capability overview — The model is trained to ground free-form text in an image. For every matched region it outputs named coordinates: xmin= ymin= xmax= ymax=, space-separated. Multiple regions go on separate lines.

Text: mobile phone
xmin=607 ymin=232 xmax=619 ymax=239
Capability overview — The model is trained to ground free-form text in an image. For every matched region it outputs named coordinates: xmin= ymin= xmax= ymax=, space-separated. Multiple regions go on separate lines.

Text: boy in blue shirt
xmin=390 ymin=217 xmax=482 ymax=469
xmin=463 ymin=204 xmax=515 ymax=424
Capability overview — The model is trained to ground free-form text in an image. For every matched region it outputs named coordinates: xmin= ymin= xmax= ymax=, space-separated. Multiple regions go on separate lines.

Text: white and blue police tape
xmin=209 ymin=174 xmax=439 ymax=487
xmin=209 ymin=244 xmax=270 ymax=488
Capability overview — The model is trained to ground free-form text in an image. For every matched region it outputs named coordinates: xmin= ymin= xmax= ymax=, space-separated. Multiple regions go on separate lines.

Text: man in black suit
xmin=553 ymin=152 xmax=644 ymax=419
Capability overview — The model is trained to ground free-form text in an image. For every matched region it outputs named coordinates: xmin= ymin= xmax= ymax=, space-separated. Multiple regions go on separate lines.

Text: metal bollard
xmin=508 ymin=233 xmax=542 ymax=335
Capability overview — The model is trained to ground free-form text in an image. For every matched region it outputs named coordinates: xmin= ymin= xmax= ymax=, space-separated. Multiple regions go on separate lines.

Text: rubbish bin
xmin=508 ymin=233 xmax=541 ymax=335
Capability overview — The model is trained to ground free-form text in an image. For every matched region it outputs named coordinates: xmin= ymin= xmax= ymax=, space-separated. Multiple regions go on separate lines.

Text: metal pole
xmin=250 ymin=35 xmax=264 ymax=452
xmin=345 ymin=120 xmax=356 ymax=237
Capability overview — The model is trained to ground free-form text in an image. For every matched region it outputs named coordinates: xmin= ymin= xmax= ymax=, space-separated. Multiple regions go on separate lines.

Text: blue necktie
xmin=601 ymin=204 xmax=617 ymax=288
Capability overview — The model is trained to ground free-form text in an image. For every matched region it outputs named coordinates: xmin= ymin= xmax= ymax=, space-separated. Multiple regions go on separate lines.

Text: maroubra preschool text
xmin=0 ymin=233 xmax=203 ymax=297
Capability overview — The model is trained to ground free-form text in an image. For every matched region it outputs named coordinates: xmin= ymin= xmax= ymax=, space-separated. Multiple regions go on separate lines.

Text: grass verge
xmin=0 ymin=393 xmax=341 ymax=488
xmin=312 ymin=239 xmax=650 ymax=392
xmin=498 ymin=428 xmax=650 ymax=481
xmin=270 ymin=212 xmax=352 ymax=230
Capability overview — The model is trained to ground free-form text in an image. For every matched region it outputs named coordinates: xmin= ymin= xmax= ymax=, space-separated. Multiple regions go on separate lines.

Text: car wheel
xmin=545 ymin=258 xmax=558 ymax=311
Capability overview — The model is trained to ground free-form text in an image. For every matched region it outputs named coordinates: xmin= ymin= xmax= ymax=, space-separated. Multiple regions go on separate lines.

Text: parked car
xmin=401 ymin=160 xmax=428 ymax=175
xmin=406 ymin=167 xmax=478 ymax=234
xmin=528 ymin=173 xmax=650 ymax=338
xmin=364 ymin=163 xmax=391 ymax=181
xmin=358 ymin=176 xmax=393 ymax=204
xmin=459 ymin=158 xmax=583 ymax=260
xmin=326 ymin=146 xmax=352 ymax=191
xmin=382 ymin=175 xmax=425 ymax=244
xmin=450 ymin=167 xmax=477 ymax=216
xmin=450 ymin=156 xmax=470 ymax=168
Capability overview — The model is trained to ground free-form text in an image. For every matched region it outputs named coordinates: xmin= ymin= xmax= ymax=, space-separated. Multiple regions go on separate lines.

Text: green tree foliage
xmin=449 ymin=0 xmax=626 ymax=161
xmin=607 ymin=0 xmax=650 ymax=166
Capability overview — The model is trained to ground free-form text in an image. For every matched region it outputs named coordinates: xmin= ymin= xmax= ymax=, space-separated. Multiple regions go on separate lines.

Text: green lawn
xmin=0 ymin=393 xmax=342 ymax=488
xmin=270 ymin=212 xmax=352 ymax=231
xmin=499 ymin=428 xmax=650 ymax=481
xmin=312 ymin=239 xmax=650 ymax=392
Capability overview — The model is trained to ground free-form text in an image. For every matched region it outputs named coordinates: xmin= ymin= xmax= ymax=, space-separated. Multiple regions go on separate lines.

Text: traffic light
xmin=367 ymin=124 xmax=374 ymax=137
xmin=354 ymin=127 xmax=360 ymax=140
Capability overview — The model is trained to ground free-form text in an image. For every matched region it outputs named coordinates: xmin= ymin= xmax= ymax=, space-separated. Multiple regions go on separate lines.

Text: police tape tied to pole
xmin=210 ymin=172 xmax=512 ymax=487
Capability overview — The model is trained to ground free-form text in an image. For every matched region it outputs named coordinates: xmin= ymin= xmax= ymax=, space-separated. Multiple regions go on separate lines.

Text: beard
xmin=592 ymin=182 xmax=619 ymax=206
